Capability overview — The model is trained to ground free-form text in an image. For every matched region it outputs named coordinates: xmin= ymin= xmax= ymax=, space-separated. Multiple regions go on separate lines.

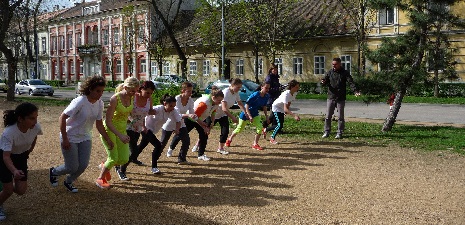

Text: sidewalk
xmin=291 ymin=99 xmax=465 ymax=125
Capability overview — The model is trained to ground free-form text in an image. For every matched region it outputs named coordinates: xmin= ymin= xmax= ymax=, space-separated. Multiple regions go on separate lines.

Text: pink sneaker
xmin=269 ymin=138 xmax=278 ymax=144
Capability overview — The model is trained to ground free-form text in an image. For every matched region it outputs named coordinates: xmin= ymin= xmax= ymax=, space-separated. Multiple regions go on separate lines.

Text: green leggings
xmin=101 ymin=125 xmax=129 ymax=169
xmin=233 ymin=116 xmax=262 ymax=134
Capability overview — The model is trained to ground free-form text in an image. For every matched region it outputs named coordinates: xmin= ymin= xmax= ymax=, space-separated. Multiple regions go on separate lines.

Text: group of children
xmin=0 ymin=76 xmax=302 ymax=221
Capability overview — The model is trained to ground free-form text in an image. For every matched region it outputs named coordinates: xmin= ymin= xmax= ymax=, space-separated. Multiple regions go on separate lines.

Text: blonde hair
xmin=115 ymin=77 xmax=139 ymax=93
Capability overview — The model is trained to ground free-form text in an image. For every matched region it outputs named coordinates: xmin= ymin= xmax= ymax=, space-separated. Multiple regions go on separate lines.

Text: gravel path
xmin=0 ymin=102 xmax=464 ymax=224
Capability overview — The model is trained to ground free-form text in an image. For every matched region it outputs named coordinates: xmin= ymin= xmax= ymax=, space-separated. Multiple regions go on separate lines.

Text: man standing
xmin=321 ymin=57 xmax=360 ymax=139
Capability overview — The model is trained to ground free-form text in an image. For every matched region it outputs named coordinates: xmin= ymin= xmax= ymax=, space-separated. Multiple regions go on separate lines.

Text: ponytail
xmin=3 ymin=102 xmax=38 ymax=127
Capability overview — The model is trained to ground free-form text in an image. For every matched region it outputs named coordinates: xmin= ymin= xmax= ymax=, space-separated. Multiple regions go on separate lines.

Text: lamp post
xmin=221 ymin=1 xmax=225 ymax=80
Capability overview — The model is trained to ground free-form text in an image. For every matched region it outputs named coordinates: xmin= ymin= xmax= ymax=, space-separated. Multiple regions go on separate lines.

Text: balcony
xmin=77 ymin=44 xmax=102 ymax=58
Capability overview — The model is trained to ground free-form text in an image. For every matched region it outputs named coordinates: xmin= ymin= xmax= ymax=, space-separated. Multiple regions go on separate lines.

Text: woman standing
xmin=95 ymin=77 xmax=139 ymax=189
xmin=50 ymin=76 xmax=113 ymax=192
xmin=0 ymin=103 xmax=42 ymax=221
xmin=227 ymin=82 xmax=270 ymax=150
xmin=262 ymin=80 xmax=301 ymax=144
xmin=116 ymin=81 xmax=155 ymax=180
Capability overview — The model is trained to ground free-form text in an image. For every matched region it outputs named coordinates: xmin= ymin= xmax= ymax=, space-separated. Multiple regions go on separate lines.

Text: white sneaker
xmin=217 ymin=149 xmax=229 ymax=155
xmin=197 ymin=154 xmax=211 ymax=161
xmin=151 ymin=167 xmax=161 ymax=174
xmin=191 ymin=145 xmax=199 ymax=152
xmin=166 ymin=148 xmax=173 ymax=157
xmin=322 ymin=132 xmax=330 ymax=138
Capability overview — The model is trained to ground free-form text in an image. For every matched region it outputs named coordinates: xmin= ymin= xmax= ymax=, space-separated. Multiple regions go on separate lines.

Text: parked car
xmin=205 ymin=79 xmax=259 ymax=107
xmin=153 ymin=74 xmax=200 ymax=96
xmin=15 ymin=79 xmax=54 ymax=96
xmin=0 ymin=79 xmax=7 ymax=93
xmin=204 ymin=80 xmax=230 ymax=94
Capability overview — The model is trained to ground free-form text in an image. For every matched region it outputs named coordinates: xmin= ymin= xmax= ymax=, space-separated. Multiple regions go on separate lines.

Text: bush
xmin=44 ymin=80 xmax=65 ymax=87
xmin=152 ymin=84 xmax=181 ymax=104
xmin=299 ymin=82 xmax=321 ymax=94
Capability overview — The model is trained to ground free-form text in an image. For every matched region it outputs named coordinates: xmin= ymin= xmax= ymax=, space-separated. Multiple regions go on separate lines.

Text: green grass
xmin=297 ymin=93 xmax=465 ymax=104
xmin=277 ymin=117 xmax=465 ymax=154
xmin=0 ymin=96 xmax=71 ymax=106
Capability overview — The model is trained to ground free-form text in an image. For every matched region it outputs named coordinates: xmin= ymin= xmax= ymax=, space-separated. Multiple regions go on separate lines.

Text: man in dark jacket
xmin=321 ymin=57 xmax=360 ymax=139
xmin=265 ymin=65 xmax=281 ymax=108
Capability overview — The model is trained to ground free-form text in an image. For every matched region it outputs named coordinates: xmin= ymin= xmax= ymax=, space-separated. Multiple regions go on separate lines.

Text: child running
xmin=227 ymin=81 xmax=270 ymax=150
xmin=164 ymin=82 xmax=198 ymax=164
xmin=50 ymin=76 xmax=113 ymax=193
xmin=116 ymin=81 xmax=155 ymax=180
xmin=0 ymin=103 xmax=42 ymax=221
xmin=210 ymin=78 xmax=246 ymax=154
xmin=136 ymin=94 xmax=181 ymax=174
xmin=262 ymin=79 xmax=301 ymax=144
xmin=96 ymin=77 xmax=139 ymax=188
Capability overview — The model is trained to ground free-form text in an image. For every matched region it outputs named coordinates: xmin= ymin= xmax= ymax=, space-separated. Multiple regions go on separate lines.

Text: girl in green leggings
xmin=96 ymin=77 xmax=139 ymax=189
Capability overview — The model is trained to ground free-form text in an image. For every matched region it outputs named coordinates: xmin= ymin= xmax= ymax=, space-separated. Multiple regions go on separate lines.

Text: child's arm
xmin=59 ymin=113 xmax=71 ymax=150
xmin=284 ymin=102 xmax=300 ymax=121
xmin=96 ymin=119 xmax=114 ymax=149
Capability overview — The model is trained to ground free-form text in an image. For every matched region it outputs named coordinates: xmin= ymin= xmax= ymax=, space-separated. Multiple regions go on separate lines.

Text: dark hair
xmin=181 ymin=81 xmax=193 ymax=90
xmin=3 ymin=102 xmax=38 ymax=127
xmin=268 ymin=64 xmax=278 ymax=74
xmin=229 ymin=78 xmax=242 ymax=86
xmin=139 ymin=80 xmax=156 ymax=92
xmin=80 ymin=76 xmax=106 ymax=95
xmin=256 ymin=81 xmax=270 ymax=91
xmin=332 ymin=57 xmax=342 ymax=63
xmin=210 ymin=87 xmax=224 ymax=98
xmin=160 ymin=93 xmax=176 ymax=105
xmin=287 ymin=79 xmax=300 ymax=90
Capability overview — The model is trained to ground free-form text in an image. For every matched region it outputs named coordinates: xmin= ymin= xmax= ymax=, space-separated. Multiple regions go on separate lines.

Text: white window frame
xmin=341 ymin=55 xmax=351 ymax=73
xmin=314 ymin=56 xmax=325 ymax=75
xmin=293 ymin=57 xmax=303 ymax=75
xmin=70 ymin=61 xmax=75 ymax=74
xmin=68 ymin=34 xmax=73 ymax=49
xmin=116 ymin=59 xmax=122 ymax=74
xmin=138 ymin=26 xmax=145 ymax=43
xmin=103 ymin=29 xmax=109 ymax=46
xmin=235 ymin=59 xmax=244 ymax=76
xmin=255 ymin=58 xmax=263 ymax=75
xmin=189 ymin=61 xmax=197 ymax=76
xmin=79 ymin=62 xmax=83 ymax=74
xmin=163 ymin=61 xmax=170 ymax=74
xmin=274 ymin=58 xmax=283 ymax=75
xmin=140 ymin=59 xmax=146 ymax=73
xmin=379 ymin=8 xmax=395 ymax=25
xmin=203 ymin=60 xmax=210 ymax=76
xmin=41 ymin=37 xmax=46 ymax=54
xmin=105 ymin=60 xmax=110 ymax=73
xmin=151 ymin=61 xmax=158 ymax=76
xmin=113 ymin=27 xmax=119 ymax=45
xmin=76 ymin=33 xmax=81 ymax=47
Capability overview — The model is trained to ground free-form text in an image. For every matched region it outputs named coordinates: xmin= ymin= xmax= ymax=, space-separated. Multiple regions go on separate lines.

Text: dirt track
xmin=1 ymin=101 xmax=464 ymax=224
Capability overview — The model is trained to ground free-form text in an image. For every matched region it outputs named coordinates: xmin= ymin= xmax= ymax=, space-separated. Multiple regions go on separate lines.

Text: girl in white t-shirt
xmin=0 ymin=103 xmax=42 ymax=221
xmin=49 ymin=76 xmax=113 ymax=193
xmin=262 ymin=80 xmax=301 ymax=144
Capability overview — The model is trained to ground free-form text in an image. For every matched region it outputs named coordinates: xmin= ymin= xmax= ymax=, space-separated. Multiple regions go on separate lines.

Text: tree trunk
xmin=382 ymin=89 xmax=405 ymax=132
xmin=254 ymin=46 xmax=259 ymax=83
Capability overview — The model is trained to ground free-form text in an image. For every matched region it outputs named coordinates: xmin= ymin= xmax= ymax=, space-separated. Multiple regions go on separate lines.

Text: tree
xmin=366 ymin=0 xmax=465 ymax=132
xmin=0 ymin=0 xmax=24 ymax=101
xmin=150 ymin=0 xmax=189 ymax=79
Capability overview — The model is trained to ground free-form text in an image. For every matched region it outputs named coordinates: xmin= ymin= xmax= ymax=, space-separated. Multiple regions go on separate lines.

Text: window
xmin=138 ymin=26 xmax=145 ymax=43
xmin=76 ymin=33 xmax=81 ymax=47
xmin=113 ymin=27 xmax=119 ymax=45
xmin=427 ymin=50 xmax=446 ymax=72
xmin=105 ymin=60 xmax=110 ymax=73
xmin=203 ymin=60 xmax=210 ymax=76
xmin=379 ymin=8 xmax=394 ymax=25
xmin=235 ymin=59 xmax=244 ymax=75
xmin=52 ymin=36 xmax=57 ymax=53
xmin=60 ymin=36 xmax=65 ymax=50
xmin=116 ymin=59 xmax=122 ymax=73
xmin=293 ymin=57 xmax=303 ymax=75
xmin=341 ymin=55 xmax=351 ymax=73
xmin=54 ymin=63 xmax=58 ymax=76
xmin=254 ymin=58 xmax=263 ymax=75
xmin=125 ymin=27 xmax=132 ymax=45
xmin=151 ymin=61 xmax=158 ymax=76
xmin=189 ymin=61 xmax=197 ymax=76
xmin=103 ymin=29 xmax=109 ymax=45
xmin=314 ymin=56 xmax=325 ymax=74
xmin=140 ymin=59 xmax=146 ymax=73
xmin=41 ymin=37 xmax=46 ymax=54
xmin=79 ymin=61 xmax=84 ymax=73
xmin=61 ymin=61 xmax=65 ymax=74
xmin=68 ymin=34 xmax=73 ymax=49
xmin=274 ymin=58 xmax=283 ymax=75
xmin=70 ymin=61 xmax=74 ymax=74
xmin=163 ymin=61 xmax=170 ymax=74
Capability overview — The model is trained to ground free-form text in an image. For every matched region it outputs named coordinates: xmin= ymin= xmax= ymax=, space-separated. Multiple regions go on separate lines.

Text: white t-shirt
xmin=0 ymin=123 xmax=43 ymax=154
xmin=162 ymin=95 xmax=194 ymax=131
xmin=61 ymin=95 xmax=104 ymax=143
xmin=215 ymin=87 xmax=241 ymax=119
xmin=272 ymin=90 xmax=297 ymax=113
xmin=193 ymin=95 xmax=219 ymax=121
xmin=145 ymin=105 xmax=182 ymax=134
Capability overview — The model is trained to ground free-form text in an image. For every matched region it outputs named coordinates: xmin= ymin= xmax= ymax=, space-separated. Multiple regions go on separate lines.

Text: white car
xmin=15 ymin=79 xmax=54 ymax=96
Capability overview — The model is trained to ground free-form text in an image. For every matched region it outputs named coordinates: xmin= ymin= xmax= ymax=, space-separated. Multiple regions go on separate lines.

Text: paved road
xmin=2 ymin=90 xmax=464 ymax=125
xmin=291 ymin=99 xmax=465 ymax=125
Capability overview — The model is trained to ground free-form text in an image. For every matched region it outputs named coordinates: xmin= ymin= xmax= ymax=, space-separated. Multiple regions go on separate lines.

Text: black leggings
xmin=264 ymin=112 xmax=285 ymax=139
xmin=170 ymin=118 xmax=208 ymax=157
xmin=160 ymin=127 xmax=190 ymax=162
xmin=213 ymin=116 xmax=230 ymax=143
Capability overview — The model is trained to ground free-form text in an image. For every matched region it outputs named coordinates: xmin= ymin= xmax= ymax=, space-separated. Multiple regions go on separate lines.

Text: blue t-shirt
xmin=239 ymin=91 xmax=270 ymax=120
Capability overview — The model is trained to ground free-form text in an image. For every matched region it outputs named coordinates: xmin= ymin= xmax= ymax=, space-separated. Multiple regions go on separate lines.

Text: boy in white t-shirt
xmin=262 ymin=80 xmax=301 ymax=144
